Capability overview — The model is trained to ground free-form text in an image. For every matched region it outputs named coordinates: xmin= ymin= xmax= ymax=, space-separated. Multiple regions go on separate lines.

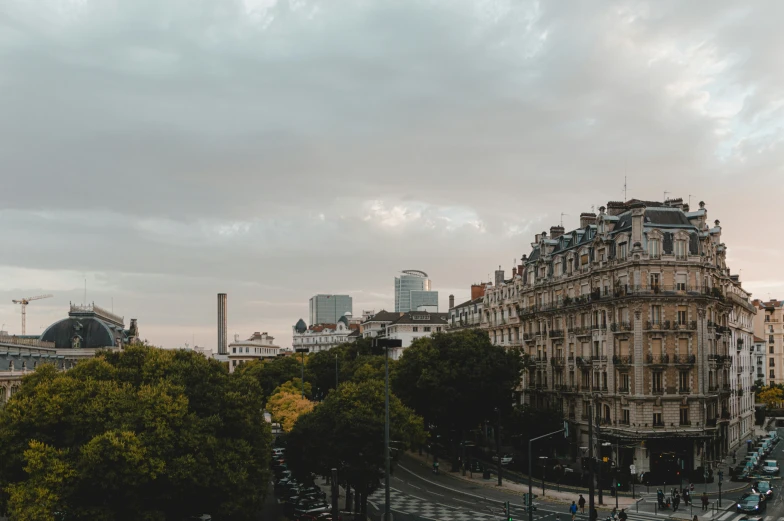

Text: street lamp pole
xmin=295 ymin=348 xmax=308 ymax=398
xmin=495 ymin=407 xmax=502 ymax=486
xmin=376 ymin=338 xmax=401 ymax=521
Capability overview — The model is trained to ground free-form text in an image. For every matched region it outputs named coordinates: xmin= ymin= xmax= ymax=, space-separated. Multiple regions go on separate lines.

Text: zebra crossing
xmin=712 ymin=514 xmax=769 ymax=521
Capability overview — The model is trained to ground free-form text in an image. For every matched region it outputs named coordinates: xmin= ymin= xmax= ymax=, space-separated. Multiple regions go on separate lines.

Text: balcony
xmin=674 ymin=354 xmax=696 ymax=365
xmin=673 ymin=320 xmax=698 ymax=331
xmin=575 ymin=356 xmax=589 ymax=367
xmin=613 ymin=355 xmax=632 ymax=365
xmin=618 ymin=386 xmax=630 ymax=394
xmin=708 ymin=385 xmax=719 ymax=392
xmin=572 ymin=327 xmax=592 ymax=337
xmin=653 ymin=420 xmax=665 ymax=428
xmin=646 ymin=320 xmax=664 ymax=330
xmin=549 ymin=329 xmax=565 ymax=338
xmin=550 ymin=357 xmax=565 ymax=368
xmin=610 ymin=321 xmax=633 ymax=332
xmin=679 ymin=387 xmax=690 ymax=394
xmin=707 ymin=418 xmax=718 ymax=427
xmin=652 ymin=388 xmax=664 ymax=395
xmin=647 ymin=354 xmax=670 ymax=365
xmin=591 ymin=355 xmax=608 ymax=364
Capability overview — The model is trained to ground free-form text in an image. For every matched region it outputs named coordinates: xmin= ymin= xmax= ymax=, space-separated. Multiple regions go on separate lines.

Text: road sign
xmin=630 ymin=464 xmax=636 ymax=474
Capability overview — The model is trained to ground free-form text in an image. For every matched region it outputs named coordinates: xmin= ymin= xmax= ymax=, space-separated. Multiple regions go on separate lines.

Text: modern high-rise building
xmin=217 ymin=293 xmax=227 ymax=355
xmin=309 ymin=294 xmax=353 ymax=325
xmin=395 ymin=270 xmax=438 ymax=312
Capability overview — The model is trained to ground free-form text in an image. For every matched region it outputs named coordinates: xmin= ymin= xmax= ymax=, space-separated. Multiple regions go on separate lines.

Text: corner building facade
xmin=483 ymin=198 xmax=753 ymax=482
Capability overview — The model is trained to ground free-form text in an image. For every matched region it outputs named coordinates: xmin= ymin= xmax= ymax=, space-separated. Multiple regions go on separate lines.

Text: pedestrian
xmin=591 ymin=507 xmax=598 ymax=521
xmin=701 ymin=492 xmax=709 ymax=511
xmin=619 ymin=509 xmax=627 ymax=521
xmin=570 ymin=501 xmax=578 ymax=521
xmin=693 ymin=516 xmax=698 ymax=521
xmin=673 ymin=492 xmax=680 ymax=512
xmin=578 ymin=494 xmax=586 ymax=514
xmin=683 ymin=488 xmax=690 ymax=506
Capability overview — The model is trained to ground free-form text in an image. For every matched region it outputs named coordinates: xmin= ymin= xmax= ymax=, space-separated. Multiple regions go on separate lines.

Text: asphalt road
xmin=381 ymin=430 xmax=784 ymax=521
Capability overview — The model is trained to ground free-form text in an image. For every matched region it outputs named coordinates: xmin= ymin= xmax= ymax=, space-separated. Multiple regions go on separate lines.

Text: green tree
xmin=759 ymin=386 xmax=784 ymax=409
xmin=237 ymin=354 xmax=302 ymax=402
xmin=267 ymin=379 xmax=315 ymax=431
xmin=392 ymin=329 xmax=523 ymax=436
xmin=0 ymin=345 xmax=271 ymax=521
xmin=287 ymin=380 xmax=426 ymax=516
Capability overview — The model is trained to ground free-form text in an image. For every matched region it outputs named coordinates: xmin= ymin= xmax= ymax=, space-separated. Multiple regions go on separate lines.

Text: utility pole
xmin=496 ymin=407 xmax=502 ymax=486
xmin=376 ymin=338 xmax=401 ymax=521
xmin=588 ymin=405 xmax=595 ymax=520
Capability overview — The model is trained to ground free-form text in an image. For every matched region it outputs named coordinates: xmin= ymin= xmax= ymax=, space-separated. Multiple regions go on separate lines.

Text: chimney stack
xmin=471 ymin=284 xmax=486 ymax=300
xmin=449 ymin=294 xmax=455 ymax=309
xmin=217 ymin=293 xmax=227 ymax=355
xmin=549 ymin=225 xmax=565 ymax=239
xmin=579 ymin=212 xmax=597 ymax=228
xmin=512 ymin=267 xmax=517 ymax=277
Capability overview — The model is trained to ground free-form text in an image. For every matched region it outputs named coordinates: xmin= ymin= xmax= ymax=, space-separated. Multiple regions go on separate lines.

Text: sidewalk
xmin=405 ymin=451 xmax=639 ymax=508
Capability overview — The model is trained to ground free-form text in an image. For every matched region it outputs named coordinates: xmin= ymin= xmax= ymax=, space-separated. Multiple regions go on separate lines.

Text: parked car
xmin=752 ymin=481 xmax=774 ymax=499
xmin=769 ymin=431 xmax=779 ymax=444
xmin=762 ymin=460 xmax=780 ymax=476
xmin=737 ymin=493 xmax=766 ymax=514
xmin=491 ymin=454 xmax=514 ymax=465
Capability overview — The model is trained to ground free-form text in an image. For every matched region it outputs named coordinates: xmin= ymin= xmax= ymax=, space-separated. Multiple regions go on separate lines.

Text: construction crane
xmin=12 ymin=294 xmax=53 ymax=335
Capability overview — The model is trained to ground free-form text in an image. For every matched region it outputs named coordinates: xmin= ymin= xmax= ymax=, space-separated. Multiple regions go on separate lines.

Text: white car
xmin=762 ymin=460 xmax=780 ymax=475
xmin=492 ymin=454 xmax=514 ymax=465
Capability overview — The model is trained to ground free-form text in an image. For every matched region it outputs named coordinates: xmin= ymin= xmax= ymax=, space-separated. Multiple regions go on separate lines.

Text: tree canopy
xmin=287 ymin=379 xmax=425 ymax=514
xmin=0 ymin=345 xmax=271 ymax=521
xmin=236 ymin=354 xmax=303 ymax=403
xmin=392 ymin=329 xmax=523 ymax=434
xmin=758 ymin=386 xmax=784 ymax=409
xmin=266 ymin=379 xmax=315 ymax=432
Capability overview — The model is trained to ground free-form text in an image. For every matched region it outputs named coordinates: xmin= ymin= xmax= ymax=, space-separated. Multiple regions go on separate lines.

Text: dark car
xmin=469 ymin=460 xmax=483 ymax=473
xmin=737 ymin=494 xmax=766 ymax=514
xmin=298 ymin=486 xmax=327 ymax=500
xmin=292 ymin=500 xmax=329 ymax=518
xmin=752 ymin=481 xmax=774 ymax=499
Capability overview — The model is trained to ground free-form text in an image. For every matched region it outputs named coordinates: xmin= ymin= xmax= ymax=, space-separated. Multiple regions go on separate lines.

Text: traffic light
xmin=505 ymin=501 xmax=512 ymax=521
xmin=523 ymin=494 xmax=529 ymax=506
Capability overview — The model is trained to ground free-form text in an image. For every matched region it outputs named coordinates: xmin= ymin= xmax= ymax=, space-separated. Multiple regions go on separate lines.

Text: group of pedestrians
xmin=567 ymin=485 xmax=711 ymax=521
xmin=569 ymin=495 xmax=622 ymax=521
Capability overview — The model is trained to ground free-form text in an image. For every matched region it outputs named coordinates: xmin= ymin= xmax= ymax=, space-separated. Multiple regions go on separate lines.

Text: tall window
xmin=678 ymin=308 xmax=687 ymax=325
xmin=679 ymin=406 xmax=689 ymax=425
xmin=618 ymin=242 xmax=628 ymax=259
xmin=770 ymin=358 xmax=775 ymax=367
xmin=653 ymin=412 xmax=663 ymax=426
xmin=649 ymin=239 xmax=660 ymax=257
xmin=679 ymin=370 xmax=689 ymax=391
xmin=675 ymin=240 xmax=687 ymax=258
xmin=653 ymin=372 xmax=663 ymax=393
xmin=651 ymin=305 xmax=662 ymax=324
xmin=650 ymin=273 xmax=660 ymax=290
xmin=621 ymin=408 xmax=630 ymax=425
xmin=619 ymin=373 xmax=630 ymax=392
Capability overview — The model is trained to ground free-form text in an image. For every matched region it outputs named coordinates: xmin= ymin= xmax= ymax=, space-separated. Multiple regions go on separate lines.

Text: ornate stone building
xmin=482 ymin=198 xmax=750 ymax=482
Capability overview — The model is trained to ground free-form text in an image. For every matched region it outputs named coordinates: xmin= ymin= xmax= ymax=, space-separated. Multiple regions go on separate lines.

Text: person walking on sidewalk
xmin=570 ymin=501 xmax=578 ymax=521
xmin=578 ymin=495 xmax=586 ymax=514
xmin=701 ymin=491 xmax=709 ymax=511
xmin=618 ymin=509 xmax=627 ymax=521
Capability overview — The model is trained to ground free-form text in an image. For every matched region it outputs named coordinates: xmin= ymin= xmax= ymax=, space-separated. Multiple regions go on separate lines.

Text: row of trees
xmin=0 ymin=345 xmax=272 ymax=521
xmin=244 ymin=329 xmax=558 ymax=513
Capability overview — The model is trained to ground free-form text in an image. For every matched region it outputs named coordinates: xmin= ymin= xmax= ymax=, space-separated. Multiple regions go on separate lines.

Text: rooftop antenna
xmin=664 ymin=190 xmax=670 ymax=202
xmin=688 ymin=194 xmax=693 ymax=208
xmin=623 ymin=176 xmax=627 ymax=201
xmin=560 ymin=213 xmax=569 ymax=226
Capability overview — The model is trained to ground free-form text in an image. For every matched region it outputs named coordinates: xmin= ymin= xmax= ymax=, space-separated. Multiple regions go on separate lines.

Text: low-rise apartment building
xmin=753 ymin=299 xmax=784 ymax=384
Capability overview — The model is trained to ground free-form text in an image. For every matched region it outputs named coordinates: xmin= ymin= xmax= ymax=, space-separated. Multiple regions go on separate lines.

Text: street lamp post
xmin=539 ymin=456 xmax=548 ymax=496
xmin=295 ymin=347 xmax=308 ymax=397
xmin=375 ymin=338 xmax=401 ymax=521
xmin=495 ymin=407 xmax=502 ymax=486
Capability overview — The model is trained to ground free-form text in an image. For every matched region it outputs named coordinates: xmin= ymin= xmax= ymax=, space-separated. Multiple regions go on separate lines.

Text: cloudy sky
xmin=1 ymin=0 xmax=783 ymax=349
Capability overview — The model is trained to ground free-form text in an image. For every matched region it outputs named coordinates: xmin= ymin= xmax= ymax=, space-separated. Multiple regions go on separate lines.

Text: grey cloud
xmin=1 ymin=0 xmax=783 ymax=347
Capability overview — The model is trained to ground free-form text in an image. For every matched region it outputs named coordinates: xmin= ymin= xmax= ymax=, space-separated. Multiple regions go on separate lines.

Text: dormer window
xmin=649 ymin=239 xmax=660 ymax=258
xmin=675 ymin=240 xmax=687 ymax=259
xmin=618 ymin=242 xmax=628 ymax=259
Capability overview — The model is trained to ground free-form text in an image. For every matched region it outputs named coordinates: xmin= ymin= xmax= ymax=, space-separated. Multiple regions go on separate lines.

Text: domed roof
xmin=337 ymin=314 xmax=350 ymax=326
xmin=294 ymin=319 xmax=307 ymax=333
xmin=41 ymin=316 xmax=118 ymax=349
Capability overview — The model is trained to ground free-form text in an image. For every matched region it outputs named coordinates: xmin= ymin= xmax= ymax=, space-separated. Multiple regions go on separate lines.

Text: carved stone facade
xmin=482 ymin=198 xmax=747 ymax=483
